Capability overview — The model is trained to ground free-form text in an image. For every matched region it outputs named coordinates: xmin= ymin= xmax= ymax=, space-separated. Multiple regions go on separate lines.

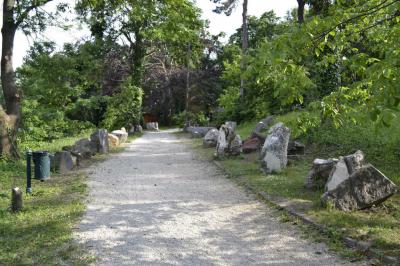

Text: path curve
xmin=77 ymin=130 xmax=357 ymax=265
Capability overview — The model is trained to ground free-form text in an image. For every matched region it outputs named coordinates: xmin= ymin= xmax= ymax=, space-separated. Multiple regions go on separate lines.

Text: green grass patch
xmin=190 ymin=115 xmax=400 ymax=259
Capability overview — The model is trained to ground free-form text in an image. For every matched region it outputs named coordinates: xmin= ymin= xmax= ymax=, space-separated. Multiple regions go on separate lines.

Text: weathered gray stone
xmin=230 ymin=134 xmax=242 ymax=156
xmin=129 ymin=125 xmax=135 ymax=135
xmin=225 ymin=121 xmax=237 ymax=131
xmin=261 ymin=123 xmax=290 ymax=174
xmin=305 ymin=158 xmax=338 ymax=190
xmin=62 ymin=146 xmax=81 ymax=165
xmin=253 ymin=116 xmax=274 ymax=134
xmin=135 ymin=125 xmax=143 ymax=133
xmin=216 ymin=125 xmax=241 ymax=157
xmin=242 ymin=138 xmax=262 ymax=154
xmin=216 ymin=125 xmax=229 ymax=156
xmin=90 ymin=129 xmax=109 ymax=154
xmin=146 ymin=122 xmax=159 ymax=131
xmin=203 ymin=128 xmax=219 ymax=147
xmin=321 ymin=164 xmax=397 ymax=211
xmin=111 ymin=129 xmax=128 ymax=143
xmin=51 ymin=151 xmax=74 ymax=173
xmin=288 ymin=140 xmax=305 ymax=155
xmin=189 ymin=127 xmax=215 ymax=138
xmin=72 ymin=138 xmax=97 ymax=158
xmin=325 ymin=150 xmax=365 ymax=192
xmin=344 ymin=150 xmax=364 ymax=174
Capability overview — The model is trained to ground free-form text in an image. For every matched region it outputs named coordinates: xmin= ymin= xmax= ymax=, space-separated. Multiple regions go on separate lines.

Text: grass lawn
xmin=189 ymin=116 xmax=400 ymax=260
xmin=0 ymin=132 xmax=142 ymax=265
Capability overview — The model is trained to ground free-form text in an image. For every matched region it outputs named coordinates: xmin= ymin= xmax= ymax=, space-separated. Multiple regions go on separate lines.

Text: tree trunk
xmin=297 ymin=0 xmax=305 ymax=24
xmin=184 ymin=43 xmax=191 ymax=127
xmin=1 ymin=0 xmax=20 ymax=159
xmin=131 ymin=28 xmax=145 ymax=87
xmin=240 ymin=0 xmax=248 ymax=98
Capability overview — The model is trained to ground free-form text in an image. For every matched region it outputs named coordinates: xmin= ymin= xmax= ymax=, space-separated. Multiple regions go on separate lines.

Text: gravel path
xmin=77 ymin=130 xmax=358 ymax=265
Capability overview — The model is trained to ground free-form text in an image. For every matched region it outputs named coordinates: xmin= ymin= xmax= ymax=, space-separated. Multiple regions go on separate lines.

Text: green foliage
xmin=171 ymin=111 xmax=209 ymax=127
xmin=20 ymin=99 xmax=94 ymax=143
xmin=101 ymin=78 xmax=143 ymax=130
xmin=217 ymin=1 xmax=400 ymax=129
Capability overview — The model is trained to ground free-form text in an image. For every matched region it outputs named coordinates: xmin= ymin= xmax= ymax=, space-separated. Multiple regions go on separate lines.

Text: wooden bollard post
xmin=11 ymin=187 xmax=23 ymax=212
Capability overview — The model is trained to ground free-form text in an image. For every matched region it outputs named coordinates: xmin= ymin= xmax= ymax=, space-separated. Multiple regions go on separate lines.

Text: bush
xmin=101 ymin=78 xmax=143 ymax=130
xmin=171 ymin=111 xmax=209 ymax=127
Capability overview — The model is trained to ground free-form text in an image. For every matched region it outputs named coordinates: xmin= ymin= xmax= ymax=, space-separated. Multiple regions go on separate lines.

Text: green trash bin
xmin=32 ymin=151 xmax=51 ymax=181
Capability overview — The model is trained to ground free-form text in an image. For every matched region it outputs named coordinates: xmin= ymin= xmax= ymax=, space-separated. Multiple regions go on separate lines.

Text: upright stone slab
xmin=216 ymin=125 xmax=228 ymax=156
xmin=216 ymin=125 xmax=240 ymax=157
xmin=321 ymin=164 xmax=397 ymax=211
xmin=305 ymin=158 xmax=337 ymax=190
xmin=225 ymin=121 xmax=237 ymax=131
xmin=51 ymin=151 xmax=74 ymax=173
xmin=90 ymin=129 xmax=109 ymax=154
xmin=344 ymin=150 xmax=364 ymax=174
xmin=11 ymin=187 xmax=23 ymax=212
xmin=229 ymin=134 xmax=242 ymax=155
xmin=325 ymin=150 xmax=365 ymax=191
xmin=261 ymin=123 xmax=290 ymax=174
xmin=203 ymin=128 xmax=219 ymax=147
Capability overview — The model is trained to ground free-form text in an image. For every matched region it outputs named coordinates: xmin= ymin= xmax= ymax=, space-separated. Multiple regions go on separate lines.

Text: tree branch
xmin=15 ymin=0 xmax=54 ymax=26
xmin=314 ymin=0 xmax=400 ymax=41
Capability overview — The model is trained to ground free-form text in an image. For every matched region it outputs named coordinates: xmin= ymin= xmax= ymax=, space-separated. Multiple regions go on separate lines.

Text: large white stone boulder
xmin=111 ymin=129 xmax=128 ymax=143
xmin=260 ymin=123 xmax=290 ymax=174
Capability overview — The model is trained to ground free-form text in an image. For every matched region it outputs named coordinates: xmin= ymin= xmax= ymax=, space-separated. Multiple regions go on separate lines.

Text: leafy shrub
xmin=20 ymin=99 xmax=94 ymax=143
xmin=171 ymin=111 xmax=209 ymax=127
xmin=101 ymin=78 xmax=143 ymax=130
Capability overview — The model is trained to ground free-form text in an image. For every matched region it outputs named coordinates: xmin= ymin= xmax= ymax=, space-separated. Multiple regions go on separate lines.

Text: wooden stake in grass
xmin=11 ymin=187 xmax=23 ymax=212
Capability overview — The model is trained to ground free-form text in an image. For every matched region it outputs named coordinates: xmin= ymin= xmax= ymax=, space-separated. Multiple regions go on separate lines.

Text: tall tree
xmin=77 ymin=0 xmax=204 ymax=88
xmin=1 ymin=0 xmax=57 ymax=158
xmin=212 ymin=0 xmax=248 ymax=97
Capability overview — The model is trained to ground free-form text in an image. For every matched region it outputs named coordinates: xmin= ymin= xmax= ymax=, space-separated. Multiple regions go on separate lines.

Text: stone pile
xmin=260 ymin=123 xmax=291 ymax=174
xmin=216 ymin=124 xmax=242 ymax=157
xmin=55 ymin=126 xmax=139 ymax=173
xmin=305 ymin=150 xmax=397 ymax=211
